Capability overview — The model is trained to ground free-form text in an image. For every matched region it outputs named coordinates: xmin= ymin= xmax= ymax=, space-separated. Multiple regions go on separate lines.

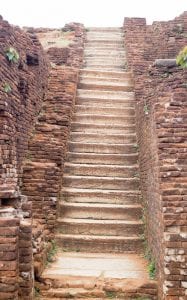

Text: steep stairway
xmin=40 ymin=27 xmax=157 ymax=299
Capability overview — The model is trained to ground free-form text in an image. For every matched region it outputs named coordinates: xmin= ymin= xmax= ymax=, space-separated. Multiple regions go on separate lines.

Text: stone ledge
xmin=154 ymin=59 xmax=177 ymax=68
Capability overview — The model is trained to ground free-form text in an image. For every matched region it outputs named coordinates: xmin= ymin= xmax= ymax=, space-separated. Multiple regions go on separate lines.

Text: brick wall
xmin=0 ymin=15 xmax=49 ymax=299
xmin=0 ymin=16 xmax=48 ymax=199
xmin=124 ymin=12 xmax=187 ymax=299
xmin=21 ymin=23 xmax=85 ymax=282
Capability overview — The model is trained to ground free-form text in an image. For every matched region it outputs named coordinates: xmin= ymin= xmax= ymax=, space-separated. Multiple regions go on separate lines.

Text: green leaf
xmin=5 ymin=47 xmax=19 ymax=63
xmin=176 ymin=46 xmax=187 ymax=68
xmin=4 ymin=83 xmax=12 ymax=93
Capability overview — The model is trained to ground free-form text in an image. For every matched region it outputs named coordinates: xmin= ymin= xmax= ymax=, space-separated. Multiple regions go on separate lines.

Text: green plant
xmin=133 ymin=297 xmax=151 ymax=300
xmin=47 ymin=240 xmax=58 ymax=263
xmin=176 ymin=46 xmax=187 ymax=68
xmin=4 ymin=83 xmax=12 ymax=93
xmin=34 ymin=286 xmax=40 ymax=298
xmin=6 ymin=47 xmax=19 ymax=63
xmin=148 ymin=260 xmax=156 ymax=279
xmin=105 ymin=291 xmax=117 ymax=299
xmin=143 ymin=103 xmax=149 ymax=115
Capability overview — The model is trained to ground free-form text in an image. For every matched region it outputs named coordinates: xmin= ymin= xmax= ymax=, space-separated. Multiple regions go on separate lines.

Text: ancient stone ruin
xmin=0 ymin=11 xmax=187 ymax=300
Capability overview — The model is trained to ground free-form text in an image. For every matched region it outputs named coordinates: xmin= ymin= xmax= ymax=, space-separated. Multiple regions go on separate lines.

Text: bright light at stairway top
xmin=0 ymin=0 xmax=187 ymax=27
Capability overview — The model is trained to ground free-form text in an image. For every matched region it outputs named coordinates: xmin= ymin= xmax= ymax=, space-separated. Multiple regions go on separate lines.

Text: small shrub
xmin=105 ymin=291 xmax=117 ymax=298
xmin=148 ymin=260 xmax=156 ymax=279
xmin=6 ymin=47 xmax=19 ymax=63
xmin=4 ymin=83 xmax=12 ymax=93
xmin=47 ymin=240 xmax=58 ymax=263
xmin=176 ymin=46 xmax=187 ymax=68
xmin=34 ymin=286 xmax=40 ymax=298
xmin=143 ymin=103 xmax=149 ymax=115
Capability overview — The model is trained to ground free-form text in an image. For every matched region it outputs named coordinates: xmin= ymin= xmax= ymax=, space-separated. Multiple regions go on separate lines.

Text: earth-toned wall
xmin=0 ymin=15 xmax=84 ymax=299
xmin=124 ymin=11 xmax=187 ymax=300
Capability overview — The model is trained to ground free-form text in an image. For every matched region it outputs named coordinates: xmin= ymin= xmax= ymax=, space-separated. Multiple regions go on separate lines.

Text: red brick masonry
xmin=124 ymin=12 xmax=187 ymax=300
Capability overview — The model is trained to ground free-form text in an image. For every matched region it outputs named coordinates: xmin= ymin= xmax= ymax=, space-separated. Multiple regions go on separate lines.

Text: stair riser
xmin=56 ymin=237 xmax=143 ymax=253
xmin=41 ymin=289 xmax=105 ymax=298
xmin=79 ymin=76 xmax=130 ymax=84
xmin=70 ymin=133 xmax=136 ymax=143
xmin=64 ymin=165 xmax=137 ymax=177
xmin=68 ymin=143 xmax=137 ymax=154
xmin=67 ymin=153 xmax=138 ymax=165
xmin=61 ymin=191 xmax=141 ymax=205
xmin=77 ymin=89 xmax=134 ymax=98
xmin=71 ymin=123 xmax=135 ymax=134
xmin=63 ymin=177 xmax=139 ymax=190
xmin=57 ymin=222 xmax=143 ymax=236
xmin=84 ymin=58 xmax=125 ymax=63
xmin=74 ymin=106 xmax=135 ymax=116
xmin=79 ymin=70 xmax=132 ymax=79
xmin=85 ymin=47 xmax=125 ymax=51
xmin=73 ymin=116 xmax=135 ymax=127
xmin=84 ymin=64 xmax=126 ymax=69
xmin=59 ymin=206 xmax=142 ymax=220
xmin=78 ymin=83 xmax=132 ymax=92
xmin=85 ymin=40 xmax=124 ymax=45
xmin=84 ymin=54 xmax=126 ymax=59
xmin=75 ymin=98 xmax=134 ymax=108
xmin=87 ymin=28 xmax=122 ymax=32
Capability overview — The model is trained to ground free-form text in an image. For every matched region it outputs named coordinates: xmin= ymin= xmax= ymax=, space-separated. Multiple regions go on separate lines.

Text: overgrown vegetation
xmin=34 ymin=286 xmax=40 ymax=298
xmin=141 ymin=207 xmax=156 ymax=280
xmin=4 ymin=82 xmax=12 ymax=93
xmin=143 ymin=103 xmax=149 ymax=115
xmin=6 ymin=47 xmax=19 ymax=63
xmin=105 ymin=291 xmax=117 ymax=299
xmin=176 ymin=46 xmax=187 ymax=68
xmin=46 ymin=240 xmax=58 ymax=264
xmin=133 ymin=297 xmax=152 ymax=300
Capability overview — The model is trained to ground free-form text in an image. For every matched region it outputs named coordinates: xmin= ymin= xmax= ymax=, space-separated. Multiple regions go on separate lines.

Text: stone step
xmin=41 ymin=252 xmax=157 ymax=299
xmin=79 ymin=69 xmax=132 ymax=79
xmin=87 ymin=27 xmax=122 ymax=32
xmin=55 ymin=234 xmax=143 ymax=253
xmin=57 ymin=218 xmax=143 ymax=236
xmin=41 ymin=287 xmax=105 ymax=298
xmin=79 ymin=75 xmax=130 ymax=85
xmin=84 ymin=63 xmax=126 ymax=70
xmin=61 ymin=188 xmax=141 ymax=205
xmin=78 ymin=81 xmax=132 ymax=92
xmin=77 ymin=89 xmax=134 ymax=100
xmin=69 ymin=132 xmax=136 ymax=144
xmin=73 ymin=114 xmax=135 ymax=125
xmin=84 ymin=52 xmax=126 ymax=58
xmin=86 ymin=31 xmax=123 ymax=36
xmin=64 ymin=163 xmax=138 ymax=177
xmin=68 ymin=142 xmax=137 ymax=154
xmin=85 ymin=40 xmax=124 ymax=45
xmin=75 ymin=97 xmax=134 ymax=108
xmin=74 ymin=105 xmax=135 ymax=116
xmin=86 ymin=38 xmax=123 ymax=44
xmin=71 ymin=122 xmax=135 ymax=134
xmin=63 ymin=175 xmax=139 ymax=190
xmin=59 ymin=202 xmax=142 ymax=220
xmin=85 ymin=45 xmax=124 ymax=50
xmin=66 ymin=152 xmax=138 ymax=165
xmin=84 ymin=57 xmax=125 ymax=63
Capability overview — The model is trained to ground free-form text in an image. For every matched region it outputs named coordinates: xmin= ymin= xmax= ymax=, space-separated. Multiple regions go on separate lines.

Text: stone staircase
xmin=40 ymin=27 xmax=157 ymax=299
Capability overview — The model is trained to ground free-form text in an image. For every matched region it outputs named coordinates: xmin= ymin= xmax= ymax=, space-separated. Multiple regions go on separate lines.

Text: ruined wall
xmin=0 ymin=16 xmax=48 ymax=199
xmin=21 ymin=23 xmax=85 ymax=282
xmin=0 ymin=15 xmax=49 ymax=299
xmin=0 ymin=15 xmax=84 ymax=299
xmin=124 ymin=12 xmax=187 ymax=300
